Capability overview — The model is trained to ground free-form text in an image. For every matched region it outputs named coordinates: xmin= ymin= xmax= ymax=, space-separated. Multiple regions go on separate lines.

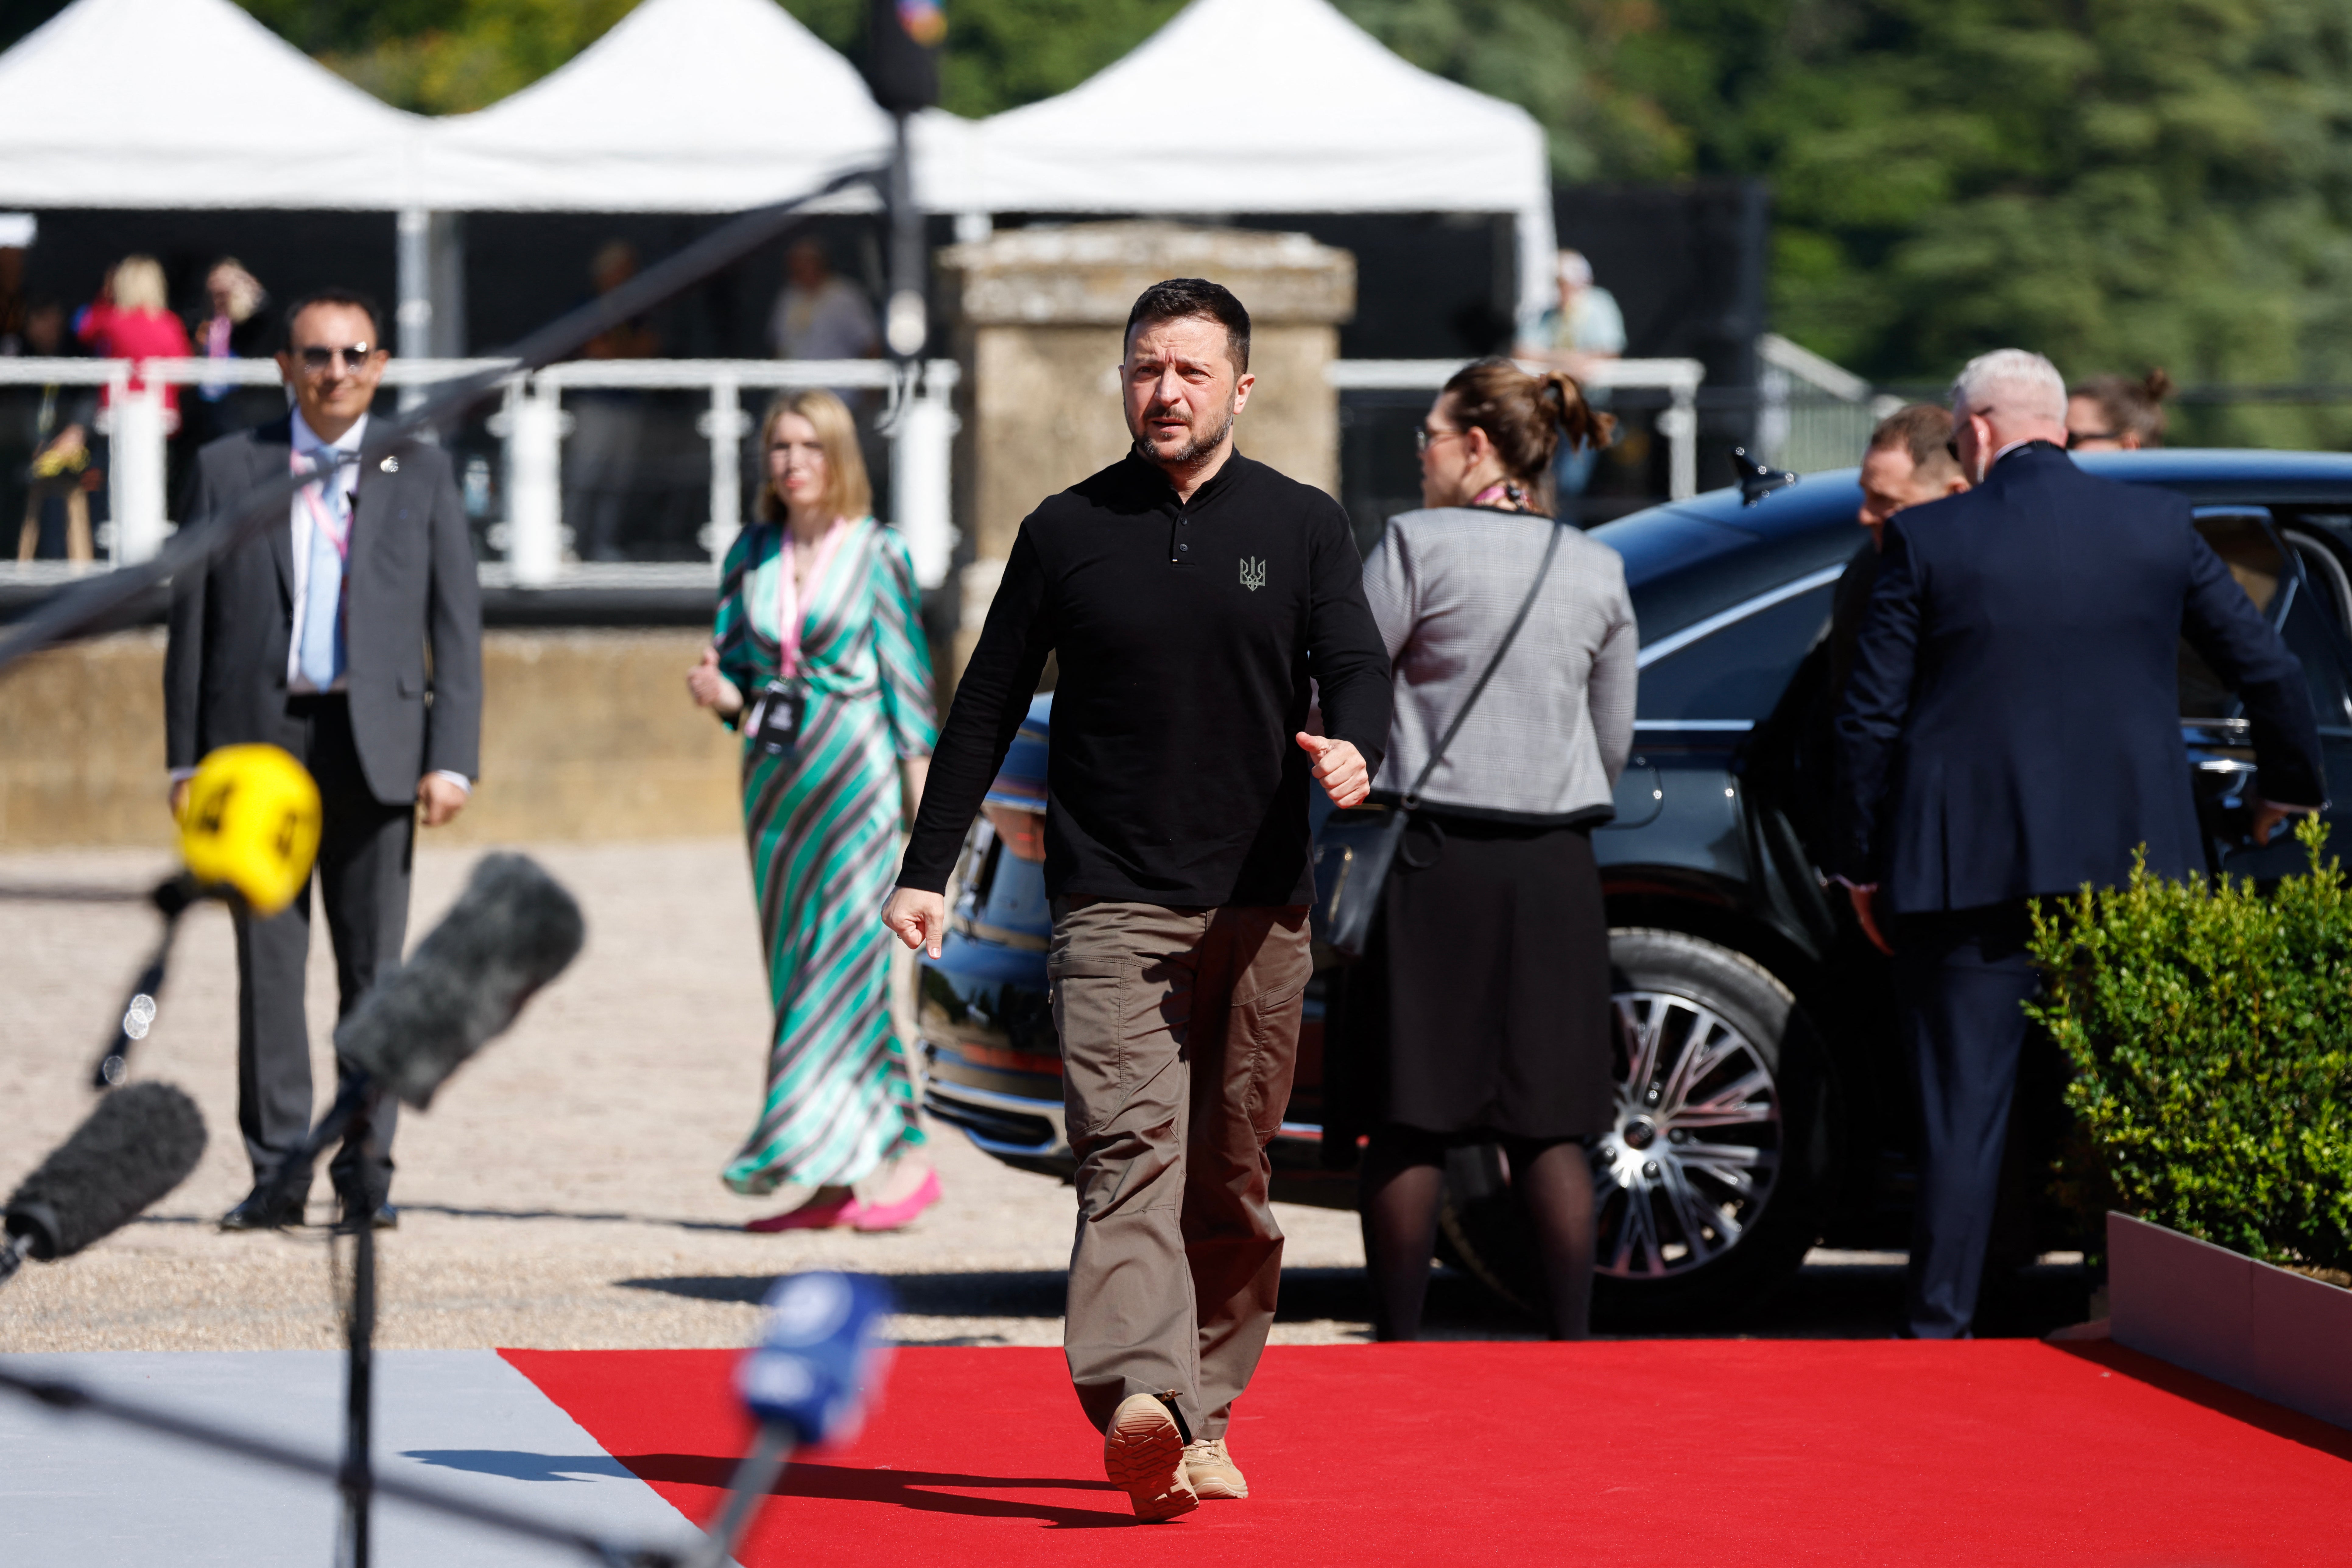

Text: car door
xmin=2180 ymin=506 xmax=2352 ymax=879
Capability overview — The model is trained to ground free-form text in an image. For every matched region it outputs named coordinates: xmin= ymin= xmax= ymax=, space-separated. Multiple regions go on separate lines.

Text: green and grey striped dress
xmin=712 ymin=516 xmax=938 ymax=1195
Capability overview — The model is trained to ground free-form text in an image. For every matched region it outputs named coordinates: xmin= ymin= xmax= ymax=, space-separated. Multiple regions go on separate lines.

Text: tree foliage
xmin=171 ymin=0 xmax=2352 ymax=388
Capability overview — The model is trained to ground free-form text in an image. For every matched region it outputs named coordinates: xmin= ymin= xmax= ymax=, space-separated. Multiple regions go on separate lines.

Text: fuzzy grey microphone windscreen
xmin=5 ymin=1082 xmax=207 ymax=1260
xmin=337 ymin=854 xmax=586 ymax=1110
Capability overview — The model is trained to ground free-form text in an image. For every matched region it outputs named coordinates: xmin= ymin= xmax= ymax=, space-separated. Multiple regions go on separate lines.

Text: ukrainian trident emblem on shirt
xmin=1239 ymin=556 xmax=1267 ymax=592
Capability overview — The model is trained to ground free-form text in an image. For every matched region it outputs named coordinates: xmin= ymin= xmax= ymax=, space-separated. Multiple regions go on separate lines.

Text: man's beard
xmin=1133 ymin=405 xmax=1235 ymax=467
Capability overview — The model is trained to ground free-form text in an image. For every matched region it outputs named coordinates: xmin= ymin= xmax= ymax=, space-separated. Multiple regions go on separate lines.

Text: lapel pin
xmin=379 ymin=455 xmax=400 ymax=474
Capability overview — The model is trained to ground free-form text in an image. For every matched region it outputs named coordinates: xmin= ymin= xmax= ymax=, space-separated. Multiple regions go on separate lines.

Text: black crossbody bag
xmin=1310 ymin=519 xmax=1565 ymax=960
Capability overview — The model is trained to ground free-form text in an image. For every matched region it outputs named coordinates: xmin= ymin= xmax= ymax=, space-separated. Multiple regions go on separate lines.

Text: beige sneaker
xmin=1104 ymin=1393 xmax=1199 ymax=1522
xmin=1183 ymin=1436 xmax=1248 ymax=1500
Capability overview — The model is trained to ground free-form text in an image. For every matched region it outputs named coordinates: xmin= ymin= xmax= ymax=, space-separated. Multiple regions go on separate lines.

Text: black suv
xmin=917 ymin=449 xmax=2352 ymax=1323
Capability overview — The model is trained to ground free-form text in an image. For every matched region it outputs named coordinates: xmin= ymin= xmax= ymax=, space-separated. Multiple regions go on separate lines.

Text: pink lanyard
xmin=291 ymin=449 xmax=352 ymax=561
xmin=774 ymin=518 xmax=848 ymax=677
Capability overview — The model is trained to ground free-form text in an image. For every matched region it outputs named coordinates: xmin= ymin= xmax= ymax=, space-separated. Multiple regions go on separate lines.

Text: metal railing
xmin=0 ymin=353 xmax=1706 ymax=597
xmin=0 ymin=356 xmax=962 ymax=590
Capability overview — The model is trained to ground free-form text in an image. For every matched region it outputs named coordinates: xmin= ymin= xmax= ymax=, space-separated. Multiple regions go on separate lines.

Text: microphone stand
xmin=256 ymin=1072 xmax=383 ymax=1568
xmin=88 ymin=874 xmax=209 ymax=1089
xmin=336 ymin=1097 xmax=380 ymax=1568
xmin=682 ymin=1422 xmax=796 ymax=1568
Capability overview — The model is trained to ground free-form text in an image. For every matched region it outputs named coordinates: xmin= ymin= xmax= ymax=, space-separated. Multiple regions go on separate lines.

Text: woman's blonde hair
xmin=112 ymin=255 xmax=168 ymax=313
xmin=755 ymin=388 xmax=871 ymax=524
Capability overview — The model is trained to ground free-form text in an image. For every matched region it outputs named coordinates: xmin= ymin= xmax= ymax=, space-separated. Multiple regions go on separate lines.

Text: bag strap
xmin=1401 ymin=518 xmax=1566 ymax=810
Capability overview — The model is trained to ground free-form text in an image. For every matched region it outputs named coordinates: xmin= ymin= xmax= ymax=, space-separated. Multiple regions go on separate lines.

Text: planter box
xmin=2108 ymin=1211 xmax=2352 ymax=1430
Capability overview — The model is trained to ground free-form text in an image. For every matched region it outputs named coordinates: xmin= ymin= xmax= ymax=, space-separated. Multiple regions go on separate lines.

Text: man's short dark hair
xmin=1124 ymin=278 xmax=1250 ymax=374
xmin=1869 ymin=401 xmax=1961 ymax=481
xmin=281 ymin=287 xmax=386 ymax=351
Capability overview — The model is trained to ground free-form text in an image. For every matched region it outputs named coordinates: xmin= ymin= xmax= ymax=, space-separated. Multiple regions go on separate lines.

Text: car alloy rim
xmin=1592 ymin=990 xmax=1782 ymax=1278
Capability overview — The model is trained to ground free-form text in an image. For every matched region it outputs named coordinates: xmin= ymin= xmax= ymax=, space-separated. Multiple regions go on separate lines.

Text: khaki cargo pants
xmin=1048 ymin=898 xmax=1313 ymax=1441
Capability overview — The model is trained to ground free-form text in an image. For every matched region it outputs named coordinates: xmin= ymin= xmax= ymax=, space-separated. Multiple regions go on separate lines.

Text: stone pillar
xmin=936 ymin=222 xmax=1356 ymax=683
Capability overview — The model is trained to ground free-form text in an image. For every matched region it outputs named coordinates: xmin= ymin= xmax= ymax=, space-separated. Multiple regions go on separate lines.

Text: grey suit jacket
xmin=164 ymin=414 xmax=483 ymax=805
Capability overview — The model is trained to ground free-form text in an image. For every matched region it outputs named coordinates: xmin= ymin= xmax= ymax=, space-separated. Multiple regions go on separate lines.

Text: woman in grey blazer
xmin=1343 ymin=356 xmax=1635 ymax=1340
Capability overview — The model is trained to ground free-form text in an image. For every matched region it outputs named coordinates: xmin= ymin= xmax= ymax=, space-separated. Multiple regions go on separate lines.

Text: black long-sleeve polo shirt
xmin=900 ymin=450 xmax=1392 ymax=907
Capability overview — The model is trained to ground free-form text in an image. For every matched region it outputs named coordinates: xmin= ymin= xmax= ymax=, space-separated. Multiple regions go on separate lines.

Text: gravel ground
xmin=1 ymin=838 xmax=2093 ymax=1353
xmin=0 ymin=838 xmax=1386 ymax=1353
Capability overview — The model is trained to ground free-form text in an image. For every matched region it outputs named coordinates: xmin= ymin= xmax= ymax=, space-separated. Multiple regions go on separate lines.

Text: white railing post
xmin=505 ymin=376 xmax=565 ymax=587
xmin=1663 ymin=381 xmax=1699 ymax=501
xmin=699 ymin=374 xmax=747 ymax=568
xmin=109 ymin=378 xmax=171 ymax=564
xmin=892 ymin=361 xmax=960 ymax=590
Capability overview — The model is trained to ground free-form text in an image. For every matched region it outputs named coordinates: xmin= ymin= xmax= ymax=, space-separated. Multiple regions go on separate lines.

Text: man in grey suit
xmin=165 ymin=288 xmax=482 ymax=1233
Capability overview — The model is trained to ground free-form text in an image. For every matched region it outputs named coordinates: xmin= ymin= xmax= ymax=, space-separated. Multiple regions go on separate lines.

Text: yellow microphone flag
xmin=178 ymin=745 xmax=322 ymax=916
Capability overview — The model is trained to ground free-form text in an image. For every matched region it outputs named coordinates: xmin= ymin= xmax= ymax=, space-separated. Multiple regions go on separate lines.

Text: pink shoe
xmin=852 ymin=1169 xmax=942 ymax=1232
xmin=745 ymin=1189 xmax=863 ymax=1233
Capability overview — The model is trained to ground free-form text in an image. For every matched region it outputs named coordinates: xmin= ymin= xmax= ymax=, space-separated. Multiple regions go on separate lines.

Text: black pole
xmin=338 ymin=1105 xmax=378 ymax=1568
xmin=884 ymin=111 xmax=926 ymax=365
xmin=344 ymin=1221 xmax=375 ymax=1567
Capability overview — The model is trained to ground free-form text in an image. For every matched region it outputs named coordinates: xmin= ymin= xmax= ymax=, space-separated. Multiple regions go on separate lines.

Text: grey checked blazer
xmin=165 ymin=414 xmax=483 ymax=805
xmin=1360 ymin=506 xmax=1637 ymax=823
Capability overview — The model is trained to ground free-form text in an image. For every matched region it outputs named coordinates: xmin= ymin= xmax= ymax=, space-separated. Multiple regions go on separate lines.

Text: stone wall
xmin=0 ymin=629 xmax=743 ymax=849
xmin=937 ymin=222 xmax=1355 ymax=679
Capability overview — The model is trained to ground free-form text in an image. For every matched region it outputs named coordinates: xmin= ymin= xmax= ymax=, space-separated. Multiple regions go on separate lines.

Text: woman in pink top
xmin=76 ymin=255 xmax=193 ymax=425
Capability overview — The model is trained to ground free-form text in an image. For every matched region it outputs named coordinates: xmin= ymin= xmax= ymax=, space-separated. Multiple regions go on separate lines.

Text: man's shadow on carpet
xmin=410 ymin=1449 xmax=1133 ymax=1528
xmin=625 ymin=1453 xmax=1134 ymax=1529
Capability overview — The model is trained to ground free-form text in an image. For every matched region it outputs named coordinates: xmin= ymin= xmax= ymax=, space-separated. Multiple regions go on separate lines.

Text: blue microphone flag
xmin=738 ymin=1272 xmax=895 ymax=1445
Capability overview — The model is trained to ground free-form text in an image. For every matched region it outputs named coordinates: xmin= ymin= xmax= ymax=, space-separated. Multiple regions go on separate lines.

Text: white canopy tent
xmin=0 ymin=0 xmax=427 ymax=208
xmin=418 ymin=0 xmax=930 ymax=213
xmin=958 ymin=0 xmax=1558 ymax=320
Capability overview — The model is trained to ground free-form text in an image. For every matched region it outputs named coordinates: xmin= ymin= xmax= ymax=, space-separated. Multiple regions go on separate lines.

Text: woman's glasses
xmin=1415 ymin=426 xmax=1466 ymax=455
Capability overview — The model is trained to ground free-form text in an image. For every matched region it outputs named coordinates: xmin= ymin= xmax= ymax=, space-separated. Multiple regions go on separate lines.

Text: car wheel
xmin=1435 ymin=926 xmax=1835 ymax=1325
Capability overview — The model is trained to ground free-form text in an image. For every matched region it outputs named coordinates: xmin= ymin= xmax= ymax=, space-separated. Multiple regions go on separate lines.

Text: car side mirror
xmin=1730 ymin=447 xmax=1798 ymax=506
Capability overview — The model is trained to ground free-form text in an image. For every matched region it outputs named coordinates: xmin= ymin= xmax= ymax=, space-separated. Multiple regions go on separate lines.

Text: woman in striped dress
xmin=686 ymin=389 xmax=942 ymax=1231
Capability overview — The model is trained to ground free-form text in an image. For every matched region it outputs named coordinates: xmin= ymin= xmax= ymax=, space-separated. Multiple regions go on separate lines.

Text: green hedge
xmin=2026 ymin=816 xmax=2352 ymax=1273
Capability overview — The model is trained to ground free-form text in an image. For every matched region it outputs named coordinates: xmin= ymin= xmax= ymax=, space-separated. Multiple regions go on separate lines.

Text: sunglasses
xmin=294 ymin=343 xmax=376 ymax=373
xmin=2065 ymin=430 xmax=2118 ymax=449
xmin=1415 ymin=426 xmax=1466 ymax=455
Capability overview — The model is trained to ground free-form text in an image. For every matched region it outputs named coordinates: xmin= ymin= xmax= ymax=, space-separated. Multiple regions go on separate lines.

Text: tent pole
xmin=396 ymin=208 xmax=432 ymax=412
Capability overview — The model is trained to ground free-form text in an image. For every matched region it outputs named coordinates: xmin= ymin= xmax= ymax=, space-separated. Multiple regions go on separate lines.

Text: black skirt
xmin=1334 ymin=812 xmax=1615 ymax=1141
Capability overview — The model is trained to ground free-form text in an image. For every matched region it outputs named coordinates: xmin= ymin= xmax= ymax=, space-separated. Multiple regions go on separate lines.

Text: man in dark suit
xmin=1833 ymin=347 xmax=2324 ymax=1338
xmin=165 ymin=288 xmax=482 ymax=1233
xmin=1827 ymin=403 xmax=1969 ymax=702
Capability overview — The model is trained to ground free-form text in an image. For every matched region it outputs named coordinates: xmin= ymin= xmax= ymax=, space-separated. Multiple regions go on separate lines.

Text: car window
xmin=1636 ymin=579 xmax=1837 ymax=724
xmin=2181 ymin=510 xmax=2352 ymax=727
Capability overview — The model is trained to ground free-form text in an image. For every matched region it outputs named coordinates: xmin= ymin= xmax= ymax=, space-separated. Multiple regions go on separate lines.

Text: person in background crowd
xmin=885 ymin=278 xmax=1389 ymax=1523
xmin=1831 ymin=403 xmax=1970 ymax=699
xmin=167 ymin=287 xmax=482 ymax=1235
xmin=0 ymin=243 xmax=27 ymax=354
xmin=1342 ymin=356 xmax=1631 ymax=1344
xmin=1514 ymin=250 xmax=1624 ymax=510
xmin=184 ymin=258 xmax=269 ymax=450
xmin=14 ymin=300 xmax=99 ymax=561
xmin=566 ymin=241 xmax=661 ymax=562
xmin=2067 ymin=369 xmax=2172 ymax=451
xmin=1833 ymin=347 xmax=2323 ymax=1340
xmin=76 ymin=255 xmax=193 ymax=427
xmin=685 ymin=388 xmax=941 ymax=1235
xmin=768 ymin=238 xmax=879 ymax=363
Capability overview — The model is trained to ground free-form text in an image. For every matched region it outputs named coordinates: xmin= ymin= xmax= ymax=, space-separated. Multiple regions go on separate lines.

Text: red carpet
xmin=505 ymin=1341 xmax=2352 ymax=1567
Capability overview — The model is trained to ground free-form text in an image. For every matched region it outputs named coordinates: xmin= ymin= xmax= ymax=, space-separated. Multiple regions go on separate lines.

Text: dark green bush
xmin=2026 ymin=816 xmax=2352 ymax=1273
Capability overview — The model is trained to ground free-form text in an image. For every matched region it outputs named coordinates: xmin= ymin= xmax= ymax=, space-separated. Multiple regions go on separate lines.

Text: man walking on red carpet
xmin=884 ymin=278 xmax=1391 ymax=1521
